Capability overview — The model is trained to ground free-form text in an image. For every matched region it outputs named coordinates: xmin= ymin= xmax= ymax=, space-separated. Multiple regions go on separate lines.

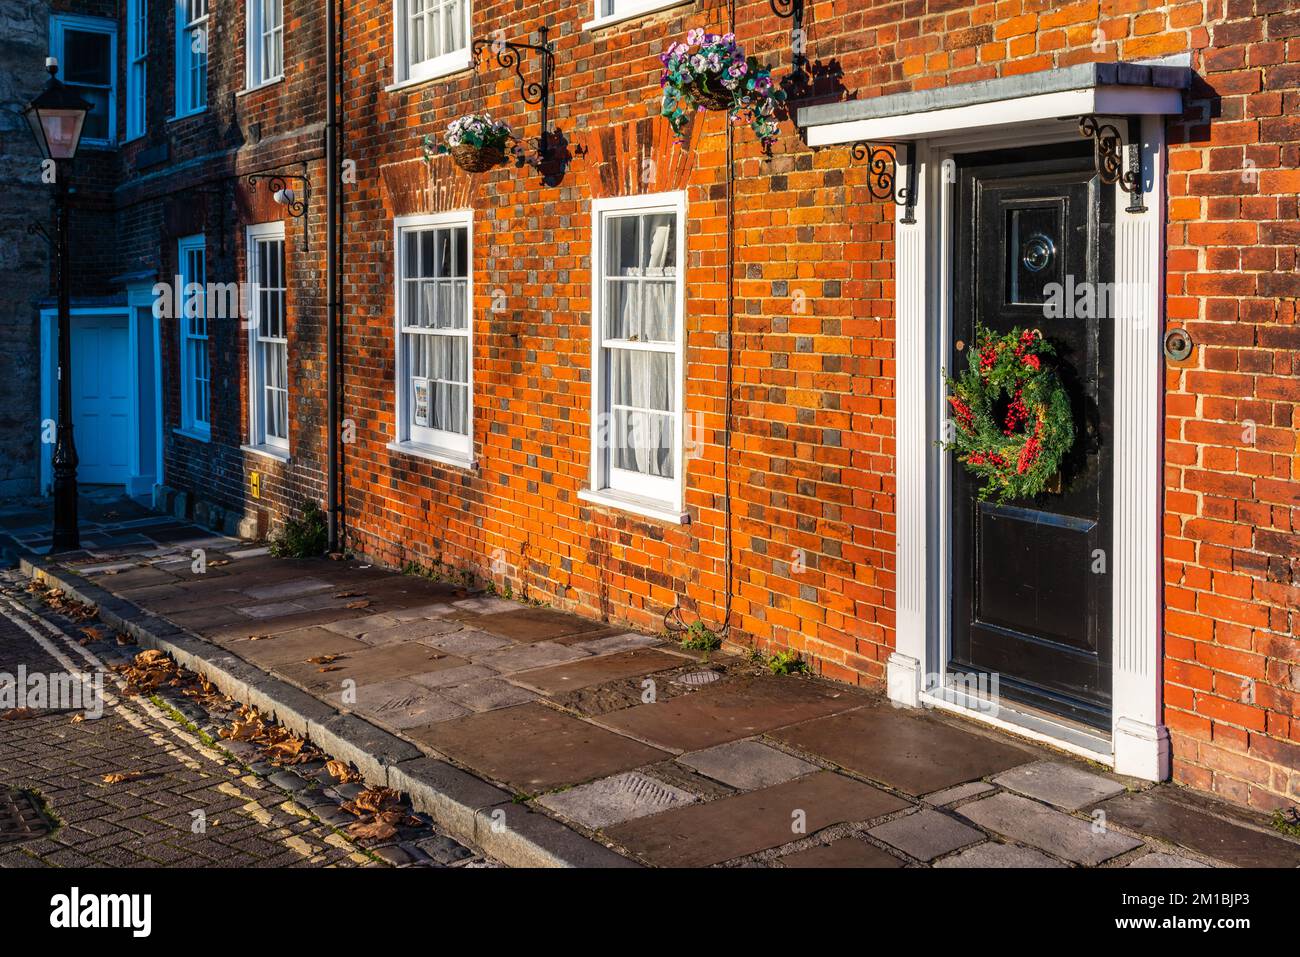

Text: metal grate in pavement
xmin=0 ymin=788 xmax=54 ymax=844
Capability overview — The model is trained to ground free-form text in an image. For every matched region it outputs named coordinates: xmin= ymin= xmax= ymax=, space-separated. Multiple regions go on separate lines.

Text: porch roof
xmin=798 ymin=59 xmax=1193 ymax=147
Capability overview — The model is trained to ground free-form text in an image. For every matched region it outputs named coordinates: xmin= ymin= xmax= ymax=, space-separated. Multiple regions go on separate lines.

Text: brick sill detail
xmin=386 ymin=440 xmax=476 ymax=471
xmin=578 ymin=487 xmax=689 ymax=525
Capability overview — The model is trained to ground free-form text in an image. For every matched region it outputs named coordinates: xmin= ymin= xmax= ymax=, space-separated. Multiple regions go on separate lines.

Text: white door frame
xmin=881 ymin=115 xmax=1170 ymax=780
xmin=40 ymin=302 xmax=160 ymax=497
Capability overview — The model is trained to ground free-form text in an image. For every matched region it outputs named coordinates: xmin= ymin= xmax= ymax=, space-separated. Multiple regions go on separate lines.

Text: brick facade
xmin=23 ymin=0 xmax=1300 ymax=811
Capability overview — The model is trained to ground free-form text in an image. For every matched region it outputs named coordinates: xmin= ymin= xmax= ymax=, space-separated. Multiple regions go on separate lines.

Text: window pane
xmin=64 ymin=30 xmax=111 ymax=85
xmin=613 ymin=410 xmax=674 ymax=478
xmin=607 ymin=215 xmax=639 ymax=277
xmin=604 ymin=280 xmax=639 ymax=341
xmin=74 ymin=87 xmax=110 ymax=139
xmin=610 ymin=349 xmax=673 ymax=413
xmin=641 ymin=214 xmax=676 ymax=275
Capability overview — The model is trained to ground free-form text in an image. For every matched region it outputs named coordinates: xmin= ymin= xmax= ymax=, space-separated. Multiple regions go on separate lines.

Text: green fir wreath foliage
xmin=943 ymin=325 xmax=1075 ymax=504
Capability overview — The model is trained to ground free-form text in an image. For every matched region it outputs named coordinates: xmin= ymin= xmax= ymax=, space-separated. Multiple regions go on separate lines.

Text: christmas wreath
xmin=944 ymin=325 xmax=1075 ymax=503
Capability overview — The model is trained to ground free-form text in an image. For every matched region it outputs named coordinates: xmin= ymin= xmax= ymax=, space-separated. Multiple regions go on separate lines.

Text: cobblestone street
xmin=0 ymin=571 xmax=491 ymax=868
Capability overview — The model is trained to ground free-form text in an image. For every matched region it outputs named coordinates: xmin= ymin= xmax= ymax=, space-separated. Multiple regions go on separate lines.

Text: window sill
xmin=386 ymin=51 xmax=474 ymax=93
xmin=387 ymin=441 xmax=476 ymax=471
xmin=173 ymin=426 xmax=210 ymax=443
xmin=578 ymin=488 xmax=689 ymax=525
xmin=237 ymin=77 xmax=284 ymax=97
xmin=240 ymin=443 xmax=290 ymax=463
xmin=167 ymin=108 xmax=206 ymax=123
xmin=582 ymin=0 xmax=694 ymax=32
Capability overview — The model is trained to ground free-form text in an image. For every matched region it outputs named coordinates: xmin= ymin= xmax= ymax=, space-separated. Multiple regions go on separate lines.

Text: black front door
xmin=949 ymin=142 xmax=1114 ymax=729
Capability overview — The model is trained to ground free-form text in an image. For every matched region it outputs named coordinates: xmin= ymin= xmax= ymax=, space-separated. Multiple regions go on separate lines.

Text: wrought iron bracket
xmin=1078 ymin=115 xmax=1146 ymax=214
xmin=471 ymin=26 xmax=556 ymax=161
xmin=850 ymin=141 xmax=918 ymax=224
xmin=247 ymin=170 xmax=307 ymax=217
xmin=247 ymin=165 xmax=310 ymax=250
xmin=770 ymin=0 xmax=807 ymax=71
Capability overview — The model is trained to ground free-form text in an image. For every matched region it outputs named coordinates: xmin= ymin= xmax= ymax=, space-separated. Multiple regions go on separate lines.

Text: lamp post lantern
xmin=23 ymin=58 xmax=91 ymax=552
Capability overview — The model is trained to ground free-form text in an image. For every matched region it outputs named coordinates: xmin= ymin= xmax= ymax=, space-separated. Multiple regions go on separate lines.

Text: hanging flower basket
xmin=659 ymin=29 xmax=786 ymax=148
xmin=448 ymin=143 xmax=507 ymax=173
xmin=942 ymin=325 xmax=1076 ymax=503
xmin=424 ymin=113 xmax=513 ymax=173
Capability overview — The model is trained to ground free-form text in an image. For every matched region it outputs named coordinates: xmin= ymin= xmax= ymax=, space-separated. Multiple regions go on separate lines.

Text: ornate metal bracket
xmin=1078 ymin=115 xmax=1146 ymax=214
xmin=471 ymin=26 xmax=556 ymax=161
xmin=247 ymin=171 xmax=307 ymax=217
xmin=247 ymin=165 xmax=310 ymax=250
xmin=850 ymin=141 xmax=918 ymax=224
xmin=770 ymin=0 xmax=807 ymax=71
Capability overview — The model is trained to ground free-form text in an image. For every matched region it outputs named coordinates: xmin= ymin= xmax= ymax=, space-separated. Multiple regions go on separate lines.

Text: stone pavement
xmin=0 ymin=571 xmax=491 ymax=868
xmin=4 ymin=499 xmax=1300 ymax=869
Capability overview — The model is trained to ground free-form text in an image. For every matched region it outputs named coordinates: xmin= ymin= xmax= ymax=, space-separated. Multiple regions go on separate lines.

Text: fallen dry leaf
xmin=345 ymin=600 xmax=371 ymax=610
xmin=2 ymin=707 xmax=40 ymax=721
xmin=347 ymin=818 xmax=398 ymax=841
xmin=325 ymin=759 xmax=363 ymax=784
xmin=70 ymin=713 xmax=85 ymax=724
xmin=317 ymin=666 xmax=342 ymax=673
xmin=101 ymin=771 xmax=144 ymax=785
xmin=306 ymin=654 xmax=342 ymax=665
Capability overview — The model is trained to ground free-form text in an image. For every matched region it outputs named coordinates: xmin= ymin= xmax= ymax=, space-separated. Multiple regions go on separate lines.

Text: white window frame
xmin=244 ymin=222 xmax=289 ymax=456
xmin=125 ymin=0 xmax=146 ymax=141
xmin=583 ymin=0 xmax=693 ymax=32
xmin=176 ymin=234 xmax=210 ymax=439
xmin=174 ymin=0 xmax=208 ymax=118
xmin=390 ymin=211 xmax=475 ymax=467
xmin=391 ymin=0 xmax=471 ymax=88
xmin=49 ymin=14 xmax=117 ymax=147
xmin=583 ymin=191 xmax=687 ymax=520
xmin=245 ymin=0 xmax=284 ymax=89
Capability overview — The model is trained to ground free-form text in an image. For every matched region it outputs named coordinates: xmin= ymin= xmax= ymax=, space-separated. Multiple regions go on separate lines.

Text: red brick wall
xmin=68 ymin=0 xmax=1300 ymax=810
xmin=335 ymin=0 xmax=1298 ymax=810
xmin=1161 ymin=0 xmax=1300 ymax=811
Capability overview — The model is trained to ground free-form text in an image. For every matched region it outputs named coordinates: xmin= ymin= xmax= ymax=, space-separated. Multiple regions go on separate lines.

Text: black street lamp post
xmin=23 ymin=58 xmax=90 ymax=552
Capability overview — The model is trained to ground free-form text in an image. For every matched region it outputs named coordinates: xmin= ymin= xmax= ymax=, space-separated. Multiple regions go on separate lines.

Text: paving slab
xmin=678 ymin=739 xmax=820 ymax=791
xmin=228 ymin=628 xmax=371 ymax=668
xmin=537 ymin=771 xmax=697 ymax=829
xmin=771 ymin=705 xmax=1036 ymax=796
xmin=1125 ymin=851 xmax=1210 ymax=868
xmin=475 ymin=641 xmax=589 ymax=674
xmin=957 ymin=792 xmax=1142 ymax=866
xmin=349 ymin=618 xmax=464 ymax=645
xmin=452 ymin=596 xmax=525 ymax=615
xmin=779 ymin=838 xmax=906 ymax=869
xmin=241 ymin=577 xmax=334 ymax=601
xmin=330 ymin=678 xmax=469 ymax=730
xmin=933 ymin=842 xmax=1067 ymax=868
xmin=320 ymin=613 xmax=401 ymax=638
xmin=390 ymin=603 xmax=460 ymax=621
xmin=472 ymin=607 xmax=608 ymax=643
xmin=511 ymin=648 xmax=683 ymax=695
xmin=575 ymin=632 xmax=664 ymax=656
xmin=405 ymin=702 xmax=669 ymax=792
xmin=604 ymin=771 xmax=909 ymax=867
xmin=923 ymin=781 xmax=997 ymax=807
xmin=273 ymin=642 xmax=468 ymax=694
xmin=410 ymin=664 xmax=500 ymax=689
xmin=437 ymin=678 xmax=538 ymax=712
xmin=1095 ymin=789 xmax=1300 ymax=868
xmin=867 ymin=808 xmax=986 ymax=862
xmin=421 ymin=629 xmax=514 ymax=656
xmin=598 ymin=677 xmax=862 ymax=752
xmin=992 ymin=760 xmax=1126 ymax=810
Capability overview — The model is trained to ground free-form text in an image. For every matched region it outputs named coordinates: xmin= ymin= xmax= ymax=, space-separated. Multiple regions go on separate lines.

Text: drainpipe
xmin=325 ymin=0 xmax=340 ymax=551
